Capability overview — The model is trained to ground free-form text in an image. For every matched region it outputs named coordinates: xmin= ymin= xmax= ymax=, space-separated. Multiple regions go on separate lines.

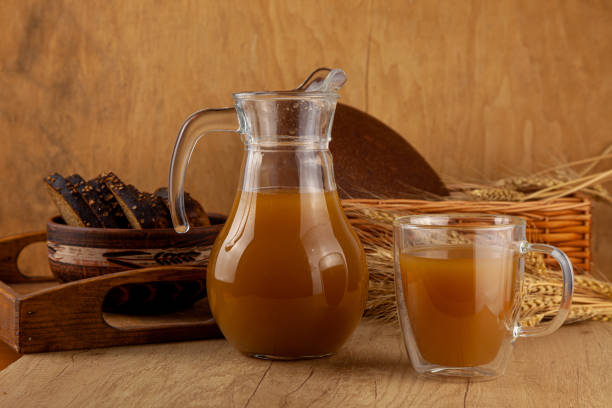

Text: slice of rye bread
xmin=66 ymin=174 xmax=125 ymax=229
xmin=153 ymin=187 xmax=211 ymax=227
xmin=88 ymin=175 xmax=131 ymax=228
xmin=104 ymin=172 xmax=172 ymax=229
xmin=43 ymin=173 xmax=103 ymax=228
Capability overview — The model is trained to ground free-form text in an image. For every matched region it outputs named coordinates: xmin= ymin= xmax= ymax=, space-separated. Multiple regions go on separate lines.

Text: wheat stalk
xmin=447 ymin=143 xmax=612 ymax=204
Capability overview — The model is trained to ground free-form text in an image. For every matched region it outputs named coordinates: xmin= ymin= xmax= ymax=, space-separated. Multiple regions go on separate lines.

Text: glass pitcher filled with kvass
xmin=169 ymin=69 xmax=368 ymax=359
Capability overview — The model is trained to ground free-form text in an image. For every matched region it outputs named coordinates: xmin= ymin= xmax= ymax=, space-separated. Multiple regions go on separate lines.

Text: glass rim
xmin=233 ymin=90 xmax=339 ymax=100
xmin=392 ymin=213 xmax=527 ymax=229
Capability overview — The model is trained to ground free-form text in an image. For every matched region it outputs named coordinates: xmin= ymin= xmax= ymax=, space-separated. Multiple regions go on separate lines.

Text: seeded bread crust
xmin=104 ymin=172 xmax=172 ymax=229
xmin=88 ymin=175 xmax=131 ymax=228
xmin=44 ymin=173 xmax=103 ymax=228
xmin=66 ymin=174 xmax=124 ymax=229
xmin=154 ymin=187 xmax=211 ymax=227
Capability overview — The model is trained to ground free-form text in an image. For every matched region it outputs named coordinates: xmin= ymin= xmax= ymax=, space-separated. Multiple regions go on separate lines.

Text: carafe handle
xmin=517 ymin=242 xmax=574 ymax=338
xmin=169 ymin=107 xmax=239 ymax=233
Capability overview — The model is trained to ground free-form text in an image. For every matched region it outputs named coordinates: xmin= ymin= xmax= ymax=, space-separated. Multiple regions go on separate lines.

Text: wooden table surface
xmin=0 ymin=319 xmax=609 ymax=407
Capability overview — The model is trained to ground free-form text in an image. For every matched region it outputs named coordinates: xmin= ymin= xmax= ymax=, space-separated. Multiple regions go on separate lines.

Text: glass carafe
xmin=168 ymin=83 xmax=368 ymax=359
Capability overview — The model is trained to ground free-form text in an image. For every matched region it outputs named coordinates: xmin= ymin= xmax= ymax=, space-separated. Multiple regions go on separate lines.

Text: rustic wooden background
xmin=0 ymin=0 xmax=610 ymax=272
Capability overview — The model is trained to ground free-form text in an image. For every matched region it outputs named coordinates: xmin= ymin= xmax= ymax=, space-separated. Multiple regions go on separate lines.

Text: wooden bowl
xmin=46 ymin=214 xmax=226 ymax=313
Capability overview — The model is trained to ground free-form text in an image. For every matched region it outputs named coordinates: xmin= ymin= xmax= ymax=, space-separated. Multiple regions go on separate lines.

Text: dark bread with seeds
xmin=44 ymin=173 xmax=103 ymax=228
xmin=88 ymin=175 xmax=131 ymax=228
xmin=104 ymin=172 xmax=172 ymax=229
xmin=66 ymin=174 xmax=126 ymax=229
xmin=154 ymin=187 xmax=211 ymax=227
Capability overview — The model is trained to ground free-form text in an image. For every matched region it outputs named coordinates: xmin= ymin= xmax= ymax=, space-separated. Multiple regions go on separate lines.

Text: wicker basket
xmin=342 ymin=196 xmax=592 ymax=272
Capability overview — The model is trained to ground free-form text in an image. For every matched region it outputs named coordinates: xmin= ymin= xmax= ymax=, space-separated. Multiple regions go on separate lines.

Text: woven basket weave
xmin=341 ymin=196 xmax=592 ymax=272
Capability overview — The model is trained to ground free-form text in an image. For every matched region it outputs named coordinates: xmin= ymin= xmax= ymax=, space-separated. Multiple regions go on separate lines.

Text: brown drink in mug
xmin=394 ymin=214 xmax=573 ymax=379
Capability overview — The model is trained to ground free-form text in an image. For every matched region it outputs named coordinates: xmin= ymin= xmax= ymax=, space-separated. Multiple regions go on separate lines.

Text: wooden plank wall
xmin=0 ymin=0 xmax=610 ymax=237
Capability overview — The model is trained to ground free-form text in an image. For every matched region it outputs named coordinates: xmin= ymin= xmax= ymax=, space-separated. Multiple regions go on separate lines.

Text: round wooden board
xmin=331 ymin=104 xmax=448 ymax=199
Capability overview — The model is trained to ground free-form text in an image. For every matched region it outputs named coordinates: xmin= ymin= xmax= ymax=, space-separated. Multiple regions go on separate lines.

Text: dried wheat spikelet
xmin=448 ymin=143 xmax=612 ymax=203
xmin=467 ymin=188 xmax=526 ymax=201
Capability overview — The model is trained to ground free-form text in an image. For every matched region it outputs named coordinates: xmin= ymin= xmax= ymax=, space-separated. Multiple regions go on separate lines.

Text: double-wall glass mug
xmin=168 ymin=72 xmax=368 ymax=360
xmin=394 ymin=214 xmax=573 ymax=379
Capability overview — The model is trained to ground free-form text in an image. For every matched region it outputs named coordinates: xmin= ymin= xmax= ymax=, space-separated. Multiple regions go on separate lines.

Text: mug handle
xmin=168 ymin=107 xmax=239 ymax=233
xmin=517 ymin=243 xmax=574 ymax=338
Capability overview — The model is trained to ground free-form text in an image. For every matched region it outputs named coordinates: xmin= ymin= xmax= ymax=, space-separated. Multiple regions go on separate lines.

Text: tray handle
xmin=0 ymin=231 xmax=49 ymax=283
xmin=18 ymin=266 xmax=222 ymax=353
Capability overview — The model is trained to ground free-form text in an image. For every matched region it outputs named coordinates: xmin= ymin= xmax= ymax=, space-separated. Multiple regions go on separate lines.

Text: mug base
xmin=418 ymin=366 xmax=502 ymax=382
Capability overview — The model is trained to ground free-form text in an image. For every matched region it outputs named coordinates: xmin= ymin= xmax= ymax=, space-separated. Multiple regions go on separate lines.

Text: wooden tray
xmin=0 ymin=232 xmax=222 ymax=353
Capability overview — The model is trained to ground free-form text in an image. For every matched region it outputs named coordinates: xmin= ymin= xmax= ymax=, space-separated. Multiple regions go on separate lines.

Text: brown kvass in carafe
xmin=169 ymin=71 xmax=368 ymax=359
